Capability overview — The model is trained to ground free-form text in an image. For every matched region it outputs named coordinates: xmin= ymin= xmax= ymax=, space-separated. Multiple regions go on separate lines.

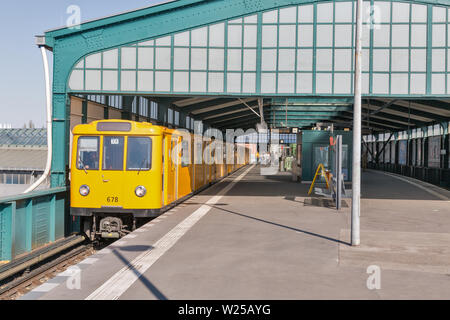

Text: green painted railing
xmin=0 ymin=187 xmax=68 ymax=263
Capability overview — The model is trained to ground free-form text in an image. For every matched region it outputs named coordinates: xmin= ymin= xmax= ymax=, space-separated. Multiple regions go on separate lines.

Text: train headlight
xmin=135 ymin=186 xmax=147 ymax=197
xmin=79 ymin=185 xmax=90 ymax=196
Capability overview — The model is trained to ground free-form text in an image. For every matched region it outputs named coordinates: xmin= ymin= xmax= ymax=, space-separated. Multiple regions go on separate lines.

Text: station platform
xmin=21 ymin=165 xmax=450 ymax=300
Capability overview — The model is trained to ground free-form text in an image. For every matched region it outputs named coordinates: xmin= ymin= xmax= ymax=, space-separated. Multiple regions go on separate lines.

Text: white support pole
xmin=351 ymin=0 xmax=363 ymax=246
xmin=24 ymin=46 xmax=53 ymax=193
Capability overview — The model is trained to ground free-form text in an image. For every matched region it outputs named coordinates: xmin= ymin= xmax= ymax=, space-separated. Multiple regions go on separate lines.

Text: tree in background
xmin=23 ymin=120 xmax=36 ymax=128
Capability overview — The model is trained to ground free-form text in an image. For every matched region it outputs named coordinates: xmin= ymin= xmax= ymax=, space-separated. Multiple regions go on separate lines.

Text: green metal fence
xmin=0 ymin=187 xmax=68 ymax=263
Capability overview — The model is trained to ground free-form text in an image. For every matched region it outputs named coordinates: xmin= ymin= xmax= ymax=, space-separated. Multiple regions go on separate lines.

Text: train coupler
xmin=99 ymin=217 xmax=125 ymax=239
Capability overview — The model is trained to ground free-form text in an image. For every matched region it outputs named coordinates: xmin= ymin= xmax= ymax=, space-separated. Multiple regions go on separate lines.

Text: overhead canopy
xmin=147 ymin=96 xmax=449 ymax=132
xmin=42 ymin=0 xmax=450 ymax=185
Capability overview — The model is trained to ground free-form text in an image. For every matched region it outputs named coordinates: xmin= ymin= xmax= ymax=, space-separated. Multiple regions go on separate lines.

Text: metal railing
xmin=0 ymin=187 xmax=68 ymax=263
xmin=368 ymin=163 xmax=450 ymax=189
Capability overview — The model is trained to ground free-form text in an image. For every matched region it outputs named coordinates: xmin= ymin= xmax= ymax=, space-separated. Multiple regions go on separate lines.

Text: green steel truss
xmin=42 ymin=0 xmax=450 ymax=187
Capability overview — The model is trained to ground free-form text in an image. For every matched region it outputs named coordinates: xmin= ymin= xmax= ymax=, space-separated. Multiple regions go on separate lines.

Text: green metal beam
xmin=366 ymin=99 xmax=450 ymax=122
xmin=408 ymin=99 xmax=450 ymax=112
xmin=215 ymin=115 xmax=262 ymax=129
xmin=270 ymin=97 xmax=354 ymax=105
xmin=343 ymin=111 xmax=415 ymax=127
xmin=338 ymin=114 xmax=407 ymax=130
xmin=206 ymin=110 xmax=265 ymax=125
xmin=268 ymin=111 xmax=346 ymax=117
xmin=181 ymin=98 xmax=253 ymax=114
xmin=269 ymin=121 xmax=322 ymax=127
xmin=218 ymin=121 xmax=260 ymax=130
xmin=328 ymin=118 xmax=395 ymax=131
xmin=359 ymin=109 xmax=429 ymax=127
xmin=269 ymin=105 xmax=353 ymax=112
xmin=198 ymin=101 xmax=260 ymax=120
xmin=156 ymin=97 xmax=190 ymax=105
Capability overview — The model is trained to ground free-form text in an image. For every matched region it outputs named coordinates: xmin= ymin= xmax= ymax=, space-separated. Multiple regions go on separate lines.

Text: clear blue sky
xmin=0 ymin=0 xmax=163 ymax=128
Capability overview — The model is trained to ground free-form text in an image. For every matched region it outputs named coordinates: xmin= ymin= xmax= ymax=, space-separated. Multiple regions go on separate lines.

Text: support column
xmin=104 ymin=106 xmax=109 ymax=120
xmin=443 ymin=123 xmax=449 ymax=170
xmin=157 ymin=100 xmax=169 ymax=126
xmin=51 ymin=93 xmax=70 ymax=187
xmin=82 ymin=96 xmax=88 ymax=124
xmin=441 ymin=122 xmax=448 ymax=169
xmin=122 ymin=96 xmax=133 ymax=120
xmin=147 ymin=98 xmax=151 ymax=123
xmin=351 ymin=0 xmax=363 ymax=246
xmin=179 ymin=111 xmax=187 ymax=129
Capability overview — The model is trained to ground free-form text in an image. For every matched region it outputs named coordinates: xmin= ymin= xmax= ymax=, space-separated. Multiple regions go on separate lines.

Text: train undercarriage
xmin=81 ymin=214 xmax=138 ymax=241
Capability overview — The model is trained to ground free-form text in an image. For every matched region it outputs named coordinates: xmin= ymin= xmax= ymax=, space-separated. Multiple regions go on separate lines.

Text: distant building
xmin=0 ymin=128 xmax=48 ymax=197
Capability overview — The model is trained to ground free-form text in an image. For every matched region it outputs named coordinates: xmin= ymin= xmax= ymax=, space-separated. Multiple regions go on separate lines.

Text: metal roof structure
xmin=0 ymin=129 xmax=47 ymax=171
xmin=0 ymin=148 xmax=47 ymax=171
xmin=0 ymin=129 xmax=47 ymax=147
xmin=152 ymin=96 xmax=450 ymax=132
xmin=41 ymin=0 xmax=450 ymax=187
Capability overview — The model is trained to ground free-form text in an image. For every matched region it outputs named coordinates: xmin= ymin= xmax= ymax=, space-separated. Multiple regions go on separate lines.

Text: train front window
xmin=103 ymin=136 xmax=124 ymax=170
xmin=127 ymin=137 xmax=152 ymax=171
xmin=77 ymin=137 xmax=99 ymax=171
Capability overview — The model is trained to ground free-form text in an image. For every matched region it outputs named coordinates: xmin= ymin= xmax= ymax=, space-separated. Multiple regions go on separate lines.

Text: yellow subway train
xmin=70 ymin=120 xmax=250 ymax=240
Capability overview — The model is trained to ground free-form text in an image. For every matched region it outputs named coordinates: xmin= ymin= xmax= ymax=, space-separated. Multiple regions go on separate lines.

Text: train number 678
xmin=107 ymin=196 xmax=119 ymax=203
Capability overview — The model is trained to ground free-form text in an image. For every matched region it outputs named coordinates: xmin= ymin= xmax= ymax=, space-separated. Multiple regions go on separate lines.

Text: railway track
xmin=0 ymin=221 xmax=153 ymax=300
xmin=0 ymin=241 xmax=101 ymax=300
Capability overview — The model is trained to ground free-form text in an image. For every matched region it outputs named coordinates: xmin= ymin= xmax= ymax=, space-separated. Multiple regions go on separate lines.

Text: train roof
xmin=72 ymin=120 xmax=167 ymax=135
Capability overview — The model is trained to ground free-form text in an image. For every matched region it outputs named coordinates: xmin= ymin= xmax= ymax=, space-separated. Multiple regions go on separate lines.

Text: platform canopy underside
xmin=47 ymin=0 xmax=450 ymax=131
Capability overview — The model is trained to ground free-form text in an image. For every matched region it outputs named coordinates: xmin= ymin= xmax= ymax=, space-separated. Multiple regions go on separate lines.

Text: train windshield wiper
xmin=138 ymin=158 xmax=147 ymax=175
xmin=79 ymin=158 xmax=88 ymax=174
xmin=137 ymin=158 xmax=146 ymax=175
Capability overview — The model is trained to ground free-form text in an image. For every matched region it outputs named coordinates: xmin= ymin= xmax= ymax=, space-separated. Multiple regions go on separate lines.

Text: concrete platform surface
xmin=20 ymin=165 xmax=450 ymax=300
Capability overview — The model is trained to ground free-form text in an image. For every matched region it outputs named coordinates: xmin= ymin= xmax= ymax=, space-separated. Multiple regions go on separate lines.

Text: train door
xmin=100 ymin=136 xmax=126 ymax=207
xmin=162 ymin=137 xmax=165 ymax=206
xmin=203 ymin=141 xmax=208 ymax=185
xmin=177 ymin=135 xmax=192 ymax=199
xmin=164 ymin=133 xmax=176 ymax=205
xmin=175 ymin=135 xmax=180 ymax=200
xmin=191 ymin=135 xmax=195 ymax=191
xmin=211 ymin=145 xmax=216 ymax=182
xmin=208 ymin=140 xmax=215 ymax=182
xmin=194 ymin=136 xmax=203 ymax=190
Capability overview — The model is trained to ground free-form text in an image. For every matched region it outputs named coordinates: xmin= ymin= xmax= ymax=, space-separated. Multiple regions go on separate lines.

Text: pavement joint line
xmin=125 ymin=234 xmax=137 ymax=238
xmin=375 ymin=170 xmax=450 ymax=201
xmin=85 ymin=165 xmax=255 ymax=300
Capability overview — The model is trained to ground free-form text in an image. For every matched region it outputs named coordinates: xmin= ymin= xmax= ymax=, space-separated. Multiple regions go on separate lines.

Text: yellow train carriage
xmin=71 ymin=120 xmax=250 ymax=240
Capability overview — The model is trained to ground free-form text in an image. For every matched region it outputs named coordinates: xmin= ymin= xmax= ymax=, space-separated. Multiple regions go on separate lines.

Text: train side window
xmin=181 ymin=140 xmax=190 ymax=167
xmin=77 ymin=136 xmax=99 ymax=170
xmin=103 ymin=136 xmax=125 ymax=170
xmin=127 ymin=137 xmax=152 ymax=171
